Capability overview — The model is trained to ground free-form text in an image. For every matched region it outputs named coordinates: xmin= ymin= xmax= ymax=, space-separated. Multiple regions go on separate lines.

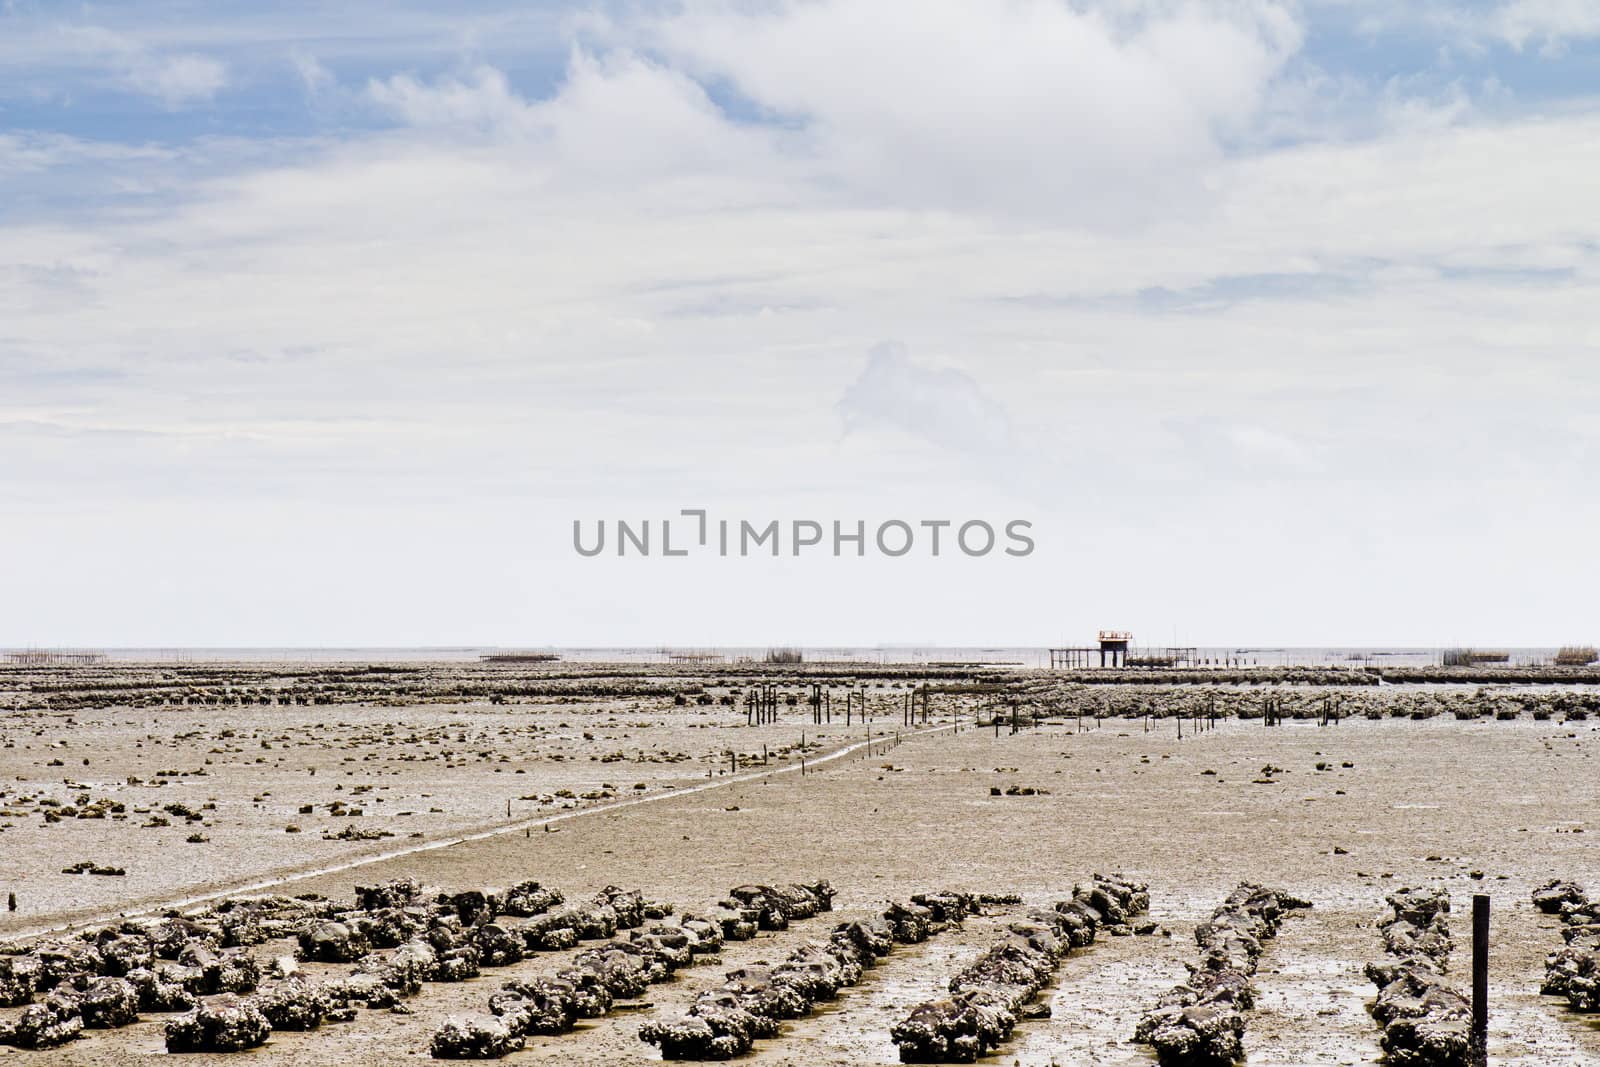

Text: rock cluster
xmin=717 ymin=881 xmax=836 ymax=936
xmin=1534 ymin=879 xmax=1600 ymax=1011
xmin=0 ymin=875 xmax=574 ymax=1054
xmin=891 ymin=874 xmax=1149 ymax=1063
xmin=1364 ymin=887 xmax=1471 ymax=1067
xmin=433 ymin=881 xmax=836 ymax=1059
xmin=642 ymin=888 xmax=974 ymax=1060
xmin=431 ymin=912 xmax=730 ymax=1058
xmin=1134 ymin=883 xmax=1310 ymax=1066
xmin=0 ymin=913 xmax=270 ymax=1052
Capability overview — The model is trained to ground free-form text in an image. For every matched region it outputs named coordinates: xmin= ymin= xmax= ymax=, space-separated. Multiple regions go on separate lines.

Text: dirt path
xmin=1 ymin=723 xmax=950 ymax=945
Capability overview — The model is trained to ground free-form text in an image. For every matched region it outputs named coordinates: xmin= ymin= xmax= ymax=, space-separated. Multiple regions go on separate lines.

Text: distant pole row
xmin=744 ymin=685 xmax=780 ymax=726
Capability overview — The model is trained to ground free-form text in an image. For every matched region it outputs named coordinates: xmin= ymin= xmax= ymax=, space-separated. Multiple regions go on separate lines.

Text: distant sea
xmin=55 ymin=647 xmax=1575 ymax=668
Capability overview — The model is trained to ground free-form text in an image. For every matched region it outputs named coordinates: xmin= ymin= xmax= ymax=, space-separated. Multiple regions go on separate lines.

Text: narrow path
xmin=1246 ymin=905 xmax=1381 ymax=1067
xmin=1012 ymin=929 xmax=1187 ymax=1066
xmin=1 ymin=722 xmax=956 ymax=945
xmin=809 ymin=909 xmax=1004 ymax=1064
xmin=1482 ymin=899 xmax=1600 ymax=1066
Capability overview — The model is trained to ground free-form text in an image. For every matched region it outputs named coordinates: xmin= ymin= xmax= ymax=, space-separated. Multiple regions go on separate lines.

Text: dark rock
xmin=0 ymin=954 xmax=41 ymax=1006
xmin=1135 ymin=884 xmax=1307 ymax=1067
xmin=298 ymin=920 xmax=369 ymax=963
xmin=258 ymin=979 xmax=328 ymax=1030
xmin=356 ymin=879 xmax=423 ymax=912
xmin=78 ymin=977 xmax=139 ymax=1028
xmin=501 ymin=880 xmax=563 ymax=918
xmin=429 ymin=1013 xmax=525 ymax=1059
xmin=125 ymin=967 xmax=198 ymax=1012
xmin=6 ymin=992 xmax=84 ymax=1049
xmin=164 ymin=996 xmax=272 ymax=1053
xmin=473 ymin=924 xmax=524 ymax=967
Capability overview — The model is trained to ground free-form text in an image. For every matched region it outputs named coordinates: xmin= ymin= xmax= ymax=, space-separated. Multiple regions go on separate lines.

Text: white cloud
xmin=3 ymin=2 xmax=1599 ymax=643
xmin=54 ymin=26 xmax=227 ymax=108
xmin=634 ymin=0 xmax=1302 ymax=220
xmin=838 ymin=342 xmax=1014 ymax=457
xmin=291 ymin=53 xmax=334 ymax=97
xmin=1492 ymin=0 xmax=1600 ymax=50
xmin=368 ymin=66 xmax=528 ymax=129
xmin=1311 ymin=0 xmax=1600 ymax=51
xmin=124 ymin=51 xmax=227 ymax=107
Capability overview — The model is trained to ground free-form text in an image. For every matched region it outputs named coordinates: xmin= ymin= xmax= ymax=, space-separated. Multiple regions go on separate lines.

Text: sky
xmin=1 ymin=0 xmax=1597 ymax=649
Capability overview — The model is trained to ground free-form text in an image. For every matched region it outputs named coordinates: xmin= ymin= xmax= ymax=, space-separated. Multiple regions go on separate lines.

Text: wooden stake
xmin=1472 ymin=894 xmax=1489 ymax=1067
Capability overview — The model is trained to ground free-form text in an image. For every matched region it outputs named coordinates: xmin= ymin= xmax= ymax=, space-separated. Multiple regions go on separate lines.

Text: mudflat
xmin=2 ymin=661 xmax=1597 ymax=1064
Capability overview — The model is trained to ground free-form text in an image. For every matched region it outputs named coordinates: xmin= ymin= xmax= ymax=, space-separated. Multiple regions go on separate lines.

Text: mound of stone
xmin=257 ymin=978 xmax=329 ymax=1030
xmin=1534 ymin=881 xmax=1600 ymax=1011
xmin=430 ymin=1013 xmax=525 ymax=1059
xmin=1135 ymin=884 xmax=1310 ymax=1067
xmin=1 ymin=991 xmax=84 ymax=1049
xmin=647 ymin=890 xmax=975 ymax=1060
xmin=429 ymin=900 xmax=737 ymax=1058
xmin=1365 ymin=887 xmax=1470 ymax=1067
xmin=892 ymin=876 xmax=1146 ymax=1062
xmin=0 ymin=872 xmax=601 ymax=1056
xmin=1532 ymin=879 xmax=1586 ymax=916
xmin=76 ymin=976 xmax=140 ymax=1028
xmin=164 ymin=996 xmax=272 ymax=1053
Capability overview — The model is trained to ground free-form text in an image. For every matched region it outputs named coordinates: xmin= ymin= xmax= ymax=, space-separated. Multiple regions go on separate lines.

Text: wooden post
xmin=1472 ymin=894 xmax=1489 ymax=1067
xmin=729 ymin=750 xmax=736 ymax=775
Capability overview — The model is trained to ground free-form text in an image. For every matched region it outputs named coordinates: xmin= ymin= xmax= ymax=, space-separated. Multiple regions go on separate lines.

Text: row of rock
xmin=1365 ymin=887 xmax=1471 ymax=1067
xmin=429 ymin=880 xmax=835 ymax=1059
xmin=1533 ymin=879 xmax=1600 ymax=1011
xmin=431 ymin=914 xmax=729 ymax=1057
xmin=1134 ymin=883 xmax=1310 ymax=1066
xmin=0 ymin=875 xmax=576 ymax=1052
xmin=643 ymin=889 xmax=976 ymax=1060
xmin=0 ymin=913 xmax=279 ymax=1051
xmin=891 ymin=873 xmax=1150 ymax=1063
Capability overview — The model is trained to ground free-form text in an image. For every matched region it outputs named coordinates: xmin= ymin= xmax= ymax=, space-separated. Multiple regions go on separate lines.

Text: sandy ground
xmin=0 ymin=701 xmax=836 ymax=935
xmin=5 ymin=697 xmax=1600 ymax=1064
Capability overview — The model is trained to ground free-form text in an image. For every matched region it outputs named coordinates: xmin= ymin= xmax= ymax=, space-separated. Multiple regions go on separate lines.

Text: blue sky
xmin=2 ymin=0 xmax=1598 ymax=646
xmin=3 ymin=0 xmax=1598 ymax=147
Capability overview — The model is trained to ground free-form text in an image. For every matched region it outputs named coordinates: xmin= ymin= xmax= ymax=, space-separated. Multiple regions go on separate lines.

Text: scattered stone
xmin=1364 ymin=887 xmax=1470 ymax=1067
xmin=892 ymin=875 xmax=1147 ymax=1062
xmin=1135 ymin=884 xmax=1311 ymax=1067
xmin=430 ymin=1013 xmax=526 ymax=1059
xmin=649 ymin=889 xmax=974 ymax=1060
xmin=165 ymin=997 xmax=272 ymax=1053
